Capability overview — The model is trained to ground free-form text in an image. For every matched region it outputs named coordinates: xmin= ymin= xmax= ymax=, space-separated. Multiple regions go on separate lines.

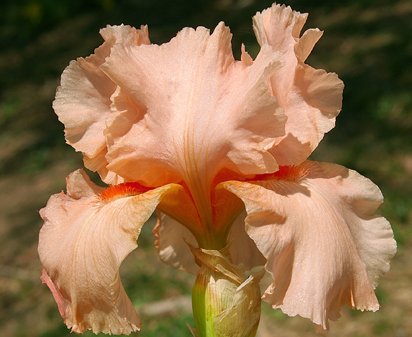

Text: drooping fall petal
xmin=101 ymin=23 xmax=285 ymax=193
xmin=253 ymin=4 xmax=344 ymax=165
xmin=221 ymin=161 xmax=396 ymax=329
xmin=53 ymin=25 xmax=149 ymax=183
xmin=153 ymin=212 xmax=265 ymax=274
xmin=226 ymin=212 xmax=266 ymax=271
xmin=153 ymin=213 xmax=199 ymax=274
xmin=38 ymin=169 xmax=178 ymax=334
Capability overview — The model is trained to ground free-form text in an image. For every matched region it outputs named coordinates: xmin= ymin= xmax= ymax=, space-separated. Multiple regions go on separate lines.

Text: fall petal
xmin=53 ymin=25 xmax=149 ymax=183
xmin=153 ymin=212 xmax=265 ymax=275
xmin=227 ymin=212 xmax=266 ymax=271
xmin=253 ymin=4 xmax=343 ymax=165
xmin=153 ymin=213 xmax=199 ymax=274
xmin=222 ymin=161 xmax=396 ymax=329
xmin=38 ymin=169 xmax=178 ymax=334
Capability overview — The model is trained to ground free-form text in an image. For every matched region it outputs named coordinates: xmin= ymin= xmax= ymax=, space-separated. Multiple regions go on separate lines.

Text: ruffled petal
xmin=53 ymin=25 xmax=149 ymax=183
xmin=38 ymin=169 xmax=178 ymax=334
xmin=221 ymin=161 xmax=396 ymax=329
xmin=253 ymin=4 xmax=344 ymax=165
xmin=101 ymin=23 xmax=285 ymax=193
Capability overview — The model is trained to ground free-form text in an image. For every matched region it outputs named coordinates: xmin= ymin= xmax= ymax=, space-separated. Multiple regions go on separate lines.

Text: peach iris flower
xmin=38 ymin=3 xmax=396 ymax=335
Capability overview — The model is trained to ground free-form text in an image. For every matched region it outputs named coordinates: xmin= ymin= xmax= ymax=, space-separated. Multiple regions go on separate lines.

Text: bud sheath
xmin=191 ymin=247 xmax=263 ymax=337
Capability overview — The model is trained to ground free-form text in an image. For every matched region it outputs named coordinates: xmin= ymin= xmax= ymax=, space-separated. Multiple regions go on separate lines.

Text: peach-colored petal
xmin=152 ymin=212 xmax=265 ymax=274
xmin=253 ymin=4 xmax=344 ymax=165
xmin=38 ymin=169 xmax=178 ymax=334
xmin=211 ymin=172 xmax=245 ymax=236
xmin=41 ymin=269 xmax=67 ymax=319
xmin=227 ymin=212 xmax=266 ymax=271
xmin=153 ymin=213 xmax=199 ymax=274
xmin=295 ymin=28 xmax=323 ymax=63
xmin=156 ymin=183 xmax=203 ymax=237
xmin=65 ymin=168 xmax=104 ymax=197
xmin=101 ymin=23 xmax=285 ymax=219
xmin=53 ymin=25 xmax=149 ymax=183
xmin=221 ymin=161 xmax=396 ymax=329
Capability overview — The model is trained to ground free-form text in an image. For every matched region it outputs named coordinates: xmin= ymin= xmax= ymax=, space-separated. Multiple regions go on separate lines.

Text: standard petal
xmin=53 ymin=25 xmax=149 ymax=183
xmin=38 ymin=169 xmax=178 ymax=334
xmin=253 ymin=4 xmax=344 ymax=165
xmin=221 ymin=161 xmax=396 ymax=329
xmin=101 ymin=23 xmax=285 ymax=218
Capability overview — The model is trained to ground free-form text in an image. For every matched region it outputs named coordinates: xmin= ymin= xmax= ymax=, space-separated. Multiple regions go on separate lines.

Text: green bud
xmin=191 ymin=247 xmax=263 ymax=337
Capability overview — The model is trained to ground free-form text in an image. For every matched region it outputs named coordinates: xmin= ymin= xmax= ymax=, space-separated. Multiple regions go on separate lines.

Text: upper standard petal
xmin=38 ymin=169 xmax=179 ymax=334
xmin=221 ymin=161 xmax=396 ymax=329
xmin=53 ymin=25 xmax=149 ymax=183
xmin=253 ymin=4 xmax=344 ymax=165
xmin=101 ymin=23 xmax=285 ymax=223
xmin=53 ymin=21 xmax=281 ymax=241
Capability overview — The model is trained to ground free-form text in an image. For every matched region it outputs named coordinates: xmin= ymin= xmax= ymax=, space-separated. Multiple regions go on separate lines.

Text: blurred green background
xmin=0 ymin=0 xmax=411 ymax=336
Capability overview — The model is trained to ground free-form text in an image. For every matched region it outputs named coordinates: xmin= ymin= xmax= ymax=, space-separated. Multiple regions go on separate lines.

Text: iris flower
xmin=38 ymin=3 xmax=396 ymax=336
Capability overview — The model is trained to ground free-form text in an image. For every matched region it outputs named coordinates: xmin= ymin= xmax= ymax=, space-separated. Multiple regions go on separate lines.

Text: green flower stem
xmin=191 ymin=247 xmax=263 ymax=337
